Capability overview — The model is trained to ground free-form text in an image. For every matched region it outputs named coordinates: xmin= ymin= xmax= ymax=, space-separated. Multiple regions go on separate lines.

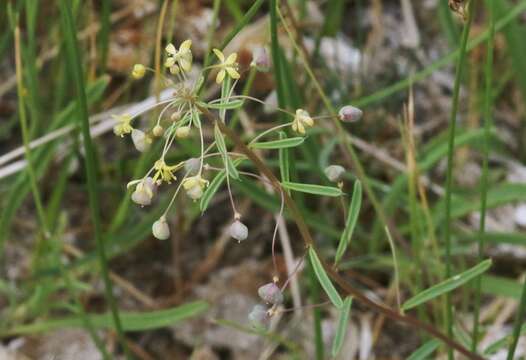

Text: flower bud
xmin=132 ymin=64 xmax=146 ymax=79
xmin=258 ymin=282 xmax=283 ymax=305
xmin=338 ymin=105 xmax=363 ymax=123
xmin=324 ymin=165 xmax=346 ymax=182
xmin=170 ymin=111 xmax=181 ymax=122
xmin=251 ymin=46 xmax=270 ymax=72
xmin=175 ymin=126 xmax=191 ymax=139
xmin=229 ymin=220 xmax=248 ymax=242
xmin=131 ymin=129 xmax=150 ymax=152
xmin=131 ymin=181 xmax=153 ymax=206
xmin=153 ymin=125 xmax=164 ymax=137
xmin=248 ymin=304 xmax=268 ymax=328
xmin=152 ymin=216 xmax=170 ymax=240
xmin=182 ymin=175 xmax=208 ymax=201
xmin=184 ymin=158 xmax=200 ymax=176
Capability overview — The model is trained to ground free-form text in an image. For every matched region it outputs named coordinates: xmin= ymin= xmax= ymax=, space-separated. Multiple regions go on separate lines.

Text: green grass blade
xmin=402 ymin=259 xmax=492 ymax=311
xmin=472 ymin=0 xmax=496 ymax=351
xmin=308 ymin=247 xmax=343 ymax=308
xmin=443 ymin=3 xmax=476 ymax=357
xmin=407 ymin=339 xmax=441 ymax=360
xmin=507 ymin=279 xmax=526 ymax=359
xmin=282 ymin=181 xmax=343 ymax=197
xmin=484 ymin=324 xmax=526 ymax=355
xmin=5 ymin=301 xmax=208 ymax=336
xmin=331 ymin=296 xmax=352 ymax=357
xmin=58 ymin=1 xmax=129 ymax=357
xmin=334 ymin=180 xmax=362 ymax=267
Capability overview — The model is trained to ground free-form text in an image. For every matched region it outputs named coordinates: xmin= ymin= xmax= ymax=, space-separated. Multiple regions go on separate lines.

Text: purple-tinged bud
xmin=152 ymin=216 xmax=170 ymax=240
xmin=229 ymin=220 xmax=248 ymax=242
xmin=338 ymin=105 xmax=363 ymax=123
xmin=324 ymin=165 xmax=346 ymax=182
xmin=251 ymin=46 xmax=270 ymax=72
xmin=248 ymin=304 xmax=268 ymax=328
xmin=258 ymin=282 xmax=283 ymax=305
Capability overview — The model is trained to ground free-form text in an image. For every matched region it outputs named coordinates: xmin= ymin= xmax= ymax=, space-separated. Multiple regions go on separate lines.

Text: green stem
xmin=507 ymin=278 xmax=526 ymax=359
xmin=58 ymin=2 xmax=130 ymax=358
xmin=472 ymin=0 xmax=495 ymax=352
xmin=444 ymin=2 xmax=475 ymax=359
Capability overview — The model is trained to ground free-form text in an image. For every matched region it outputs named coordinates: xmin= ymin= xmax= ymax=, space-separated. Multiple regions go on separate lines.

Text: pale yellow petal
xmin=165 ymin=43 xmax=176 ymax=55
xmin=179 ymin=56 xmax=192 ymax=72
xmin=179 ymin=39 xmax=192 ymax=51
xmin=213 ymin=48 xmax=225 ymax=62
xmin=225 ymin=52 xmax=237 ymax=64
xmin=165 ymin=57 xmax=175 ymax=67
xmin=216 ymin=69 xmax=226 ymax=84
xmin=226 ymin=67 xmax=240 ymax=79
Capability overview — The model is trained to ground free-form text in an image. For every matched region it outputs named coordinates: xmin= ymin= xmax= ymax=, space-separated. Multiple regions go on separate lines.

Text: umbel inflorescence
xmin=114 ymin=40 xmax=362 ymax=327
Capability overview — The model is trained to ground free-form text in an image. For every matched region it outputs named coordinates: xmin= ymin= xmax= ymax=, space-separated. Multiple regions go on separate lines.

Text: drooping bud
xmin=338 ymin=105 xmax=363 ymax=123
xmin=248 ymin=304 xmax=268 ymax=328
xmin=324 ymin=165 xmax=346 ymax=182
xmin=184 ymin=158 xmax=200 ymax=176
xmin=153 ymin=125 xmax=164 ymax=137
xmin=131 ymin=64 xmax=146 ymax=79
xmin=152 ymin=216 xmax=170 ymax=240
xmin=229 ymin=220 xmax=248 ymax=242
xmin=131 ymin=180 xmax=153 ymax=206
xmin=131 ymin=129 xmax=150 ymax=152
xmin=250 ymin=46 xmax=270 ymax=72
xmin=170 ymin=111 xmax=181 ymax=122
xmin=175 ymin=126 xmax=191 ymax=139
xmin=258 ymin=282 xmax=283 ymax=305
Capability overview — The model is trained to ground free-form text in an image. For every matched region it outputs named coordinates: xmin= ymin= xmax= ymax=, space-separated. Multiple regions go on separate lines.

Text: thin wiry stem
xmin=472 ymin=0 xmax=495 ymax=352
xmin=443 ymin=2 xmax=475 ymax=359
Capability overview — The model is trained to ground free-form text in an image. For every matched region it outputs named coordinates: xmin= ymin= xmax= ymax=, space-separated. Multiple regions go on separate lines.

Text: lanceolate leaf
xmin=282 ymin=181 xmax=342 ymax=197
xmin=5 ymin=300 xmax=208 ymax=335
xmin=214 ymin=122 xmax=239 ymax=179
xmin=407 ymin=339 xmax=441 ymax=360
xmin=308 ymin=247 xmax=343 ymax=308
xmin=332 ymin=296 xmax=353 ymax=357
xmin=334 ymin=180 xmax=362 ymax=266
xmin=202 ymin=99 xmax=244 ymax=110
xmin=402 ymin=259 xmax=492 ymax=310
xmin=251 ymin=137 xmax=305 ymax=150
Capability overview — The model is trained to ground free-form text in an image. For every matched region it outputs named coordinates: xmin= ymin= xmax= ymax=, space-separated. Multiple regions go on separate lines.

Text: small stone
xmin=515 ymin=204 xmax=526 ymax=227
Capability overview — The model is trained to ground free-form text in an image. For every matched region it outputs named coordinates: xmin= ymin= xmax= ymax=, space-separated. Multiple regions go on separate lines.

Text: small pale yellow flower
xmin=212 ymin=48 xmax=240 ymax=84
xmin=165 ymin=40 xmax=193 ymax=74
xmin=175 ymin=126 xmax=191 ymax=139
xmin=153 ymin=159 xmax=183 ymax=184
xmin=182 ymin=175 xmax=209 ymax=200
xmin=132 ymin=64 xmax=146 ymax=79
xmin=112 ymin=114 xmax=134 ymax=137
xmin=291 ymin=109 xmax=314 ymax=135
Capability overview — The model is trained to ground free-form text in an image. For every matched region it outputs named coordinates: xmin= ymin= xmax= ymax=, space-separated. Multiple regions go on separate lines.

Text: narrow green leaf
xmin=407 ymin=339 xmax=441 ymax=360
xmin=200 ymin=158 xmax=245 ymax=212
xmin=214 ymin=122 xmax=239 ymax=179
xmin=204 ymin=99 xmax=244 ymax=110
xmin=484 ymin=324 xmax=526 ymax=355
xmin=282 ymin=181 xmax=342 ymax=197
xmin=402 ymin=259 xmax=493 ymax=311
xmin=334 ymin=180 xmax=362 ymax=266
xmin=308 ymin=247 xmax=343 ymax=308
xmin=278 ymin=131 xmax=290 ymax=185
xmin=332 ymin=296 xmax=352 ymax=357
xmin=5 ymin=301 xmax=209 ymax=336
xmin=251 ymin=137 xmax=305 ymax=150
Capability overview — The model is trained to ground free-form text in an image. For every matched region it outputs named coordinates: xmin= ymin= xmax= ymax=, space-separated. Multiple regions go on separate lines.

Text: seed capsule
xmin=229 ymin=220 xmax=248 ymax=242
xmin=251 ymin=46 xmax=270 ymax=72
xmin=248 ymin=304 xmax=268 ymax=328
xmin=258 ymin=282 xmax=283 ymax=305
xmin=153 ymin=125 xmax=164 ymax=137
xmin=152 ymin=216 xmax=170 ymax=240
xmin=338 ymin=105 xmax=363 ymax=123
xmin=175 ymin=126 xmax=191 ymax=139
xmin=324 ymin=165 xmax=346 ymax=182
